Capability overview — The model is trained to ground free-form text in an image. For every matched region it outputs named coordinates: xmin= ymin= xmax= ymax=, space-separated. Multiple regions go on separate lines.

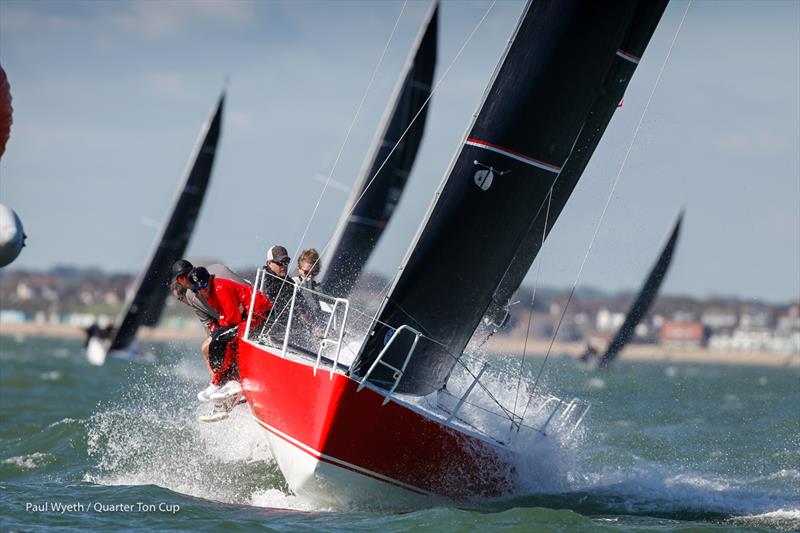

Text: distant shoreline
xmin=0 ymin=322 xmax=205 ymax=342
xmin=485 ymin=336 xmax=800 ymax=368
xmin=1 ymin=321 xmax=798 ymax=368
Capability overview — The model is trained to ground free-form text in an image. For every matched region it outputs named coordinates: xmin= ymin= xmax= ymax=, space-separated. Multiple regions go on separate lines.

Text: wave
xmin=1 ymin=452 xmax=54 ymax=471
xmin=84 ymin=357 xmax=279 ymax=506
xmin=494 ymin=464 xmax=800 ymax=528
xmin=728 ymin=509 xmax=800 ymax=532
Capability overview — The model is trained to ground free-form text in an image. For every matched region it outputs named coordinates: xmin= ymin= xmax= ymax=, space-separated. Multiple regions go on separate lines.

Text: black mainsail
xmin=599 ymin=210 xmax=683 ymax=367
xmin=352 ymin=0 xmax=646 ymax=395
xmin=107 ymin=94 xmax=224 ymax=353
xmin=483 ymin=0 xmax=669 ymax=327
xmin=321 ymin=2 xmax=438 ymax=298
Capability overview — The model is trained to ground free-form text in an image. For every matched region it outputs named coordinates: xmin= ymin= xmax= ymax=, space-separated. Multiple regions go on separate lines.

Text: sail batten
xmin=352 ymin=0 xmax=648 ymax=395
xmin=108 ymin=94 xmax=224 ymax=352
xmin=321 ymin=2 xmax=438 ymax=298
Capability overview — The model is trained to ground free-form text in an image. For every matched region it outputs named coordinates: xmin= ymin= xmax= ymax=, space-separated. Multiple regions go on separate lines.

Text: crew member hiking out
xmin=188 ymin=266 xmax=272 ymax=400
xmin=171 ymin=259 xmax=250 ymax=401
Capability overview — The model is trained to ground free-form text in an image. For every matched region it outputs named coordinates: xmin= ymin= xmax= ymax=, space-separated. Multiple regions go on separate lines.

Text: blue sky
xmin=0 ymin=0 xmax=798 ymax=303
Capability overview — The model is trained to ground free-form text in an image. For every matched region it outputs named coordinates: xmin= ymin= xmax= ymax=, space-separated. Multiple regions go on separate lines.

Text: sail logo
xmin=473 ymin=160 xmax=510 ymax=191
xmin=474 ymin=169 xmax=493 ymax=191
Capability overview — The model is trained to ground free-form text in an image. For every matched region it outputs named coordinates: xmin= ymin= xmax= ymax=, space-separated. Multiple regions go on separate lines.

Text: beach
xmin=486 ymin=336 xmax=800 ymax=367
xmin=2 ymin=321 xmax=797 ymax=368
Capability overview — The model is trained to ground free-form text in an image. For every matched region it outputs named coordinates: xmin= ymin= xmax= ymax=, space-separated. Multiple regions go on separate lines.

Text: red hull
xmin=238 ymin=339 xmax=517 ymax=501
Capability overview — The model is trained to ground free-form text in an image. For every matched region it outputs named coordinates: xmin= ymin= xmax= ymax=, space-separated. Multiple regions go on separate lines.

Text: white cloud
xmin=114 ymin=0 xmax=255 ymax=37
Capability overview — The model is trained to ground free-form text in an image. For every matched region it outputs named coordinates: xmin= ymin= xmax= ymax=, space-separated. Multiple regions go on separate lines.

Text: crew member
xmin=263 ymin=245 xmax=294 ymax=303
xmin=292 ymin=248 xmax=324 ymax=321
xmin=292 ymin=248 xmax=321 ymax=290
xmin=171 ymin=259 xmax=249 ymax=400
xmin=188 ymin=266 xmax=272 ymax=397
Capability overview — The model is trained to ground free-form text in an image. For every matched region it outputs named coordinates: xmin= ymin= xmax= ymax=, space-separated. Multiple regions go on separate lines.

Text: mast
xmin=321 ymin=2 xmax=438 ymax=298
xmin=599 ymin=209 xmax=683 ymax=367
xmin=108 ymin=93 xmax=224 ymax=352
xmin=352 ymin=0 xmax=642 ymax=395
xmin=484 ymin=0 xmax=670 ymax=327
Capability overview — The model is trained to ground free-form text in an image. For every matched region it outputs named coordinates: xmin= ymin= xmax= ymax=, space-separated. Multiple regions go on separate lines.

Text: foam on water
xmin=250 ymin=488 xmax=332 ymax=512
xmin=85 ymin=356 xmax=281 ymax=507
xmin=2 ymin=452 xmax=54 ymax=470
xmin=553 ymin=454 xmax=800 ymax=525
xmin=80 ymin=344 xmax=798 ymax=522
xmin=39 ymin=370 xmax=62 ymax=381
xmin=448 ymin=348 xmax=799 ymax=525
xmin=728 ymin=509 xmax=800 ymax=532
xmin=442 ymin=352 xmax=584 ymax=497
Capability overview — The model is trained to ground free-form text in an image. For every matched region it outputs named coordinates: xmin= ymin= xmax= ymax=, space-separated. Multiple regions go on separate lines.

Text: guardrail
xmin=357 ymin=325 xmax=422 ymax=406
xmin=243 ymin=268 xmax=590 ymax=442
xmin=245 ymin=268 xmax=351 ymax=371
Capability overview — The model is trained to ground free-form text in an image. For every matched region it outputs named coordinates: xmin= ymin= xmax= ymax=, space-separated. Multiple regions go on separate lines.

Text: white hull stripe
xmin=616 ymin=49 xmax=641 ymax=64
xmin=251 ymin=415 xmax=433 ymax=496
xmin=465 ymin=138 xmax=561 ymax=174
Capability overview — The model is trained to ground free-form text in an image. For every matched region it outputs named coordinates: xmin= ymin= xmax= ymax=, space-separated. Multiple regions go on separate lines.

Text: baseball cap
xmin=171 ymin=259 xmax=193 ymax=280
xmin=266 ymin=245 xmax=290 ymax=264
xmin=188 ymin=267 xmax=210 ymax=292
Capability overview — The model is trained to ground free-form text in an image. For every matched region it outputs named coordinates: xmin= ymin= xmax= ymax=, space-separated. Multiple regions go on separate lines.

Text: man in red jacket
xmin=188 ymin=266 xmax=272 ymax=399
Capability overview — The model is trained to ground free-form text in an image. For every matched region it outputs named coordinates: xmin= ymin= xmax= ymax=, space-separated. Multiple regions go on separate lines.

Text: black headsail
xmin=321 ymin=2 xmax=438 ymax=298
xmin=352 ymin=0 xmax=641 ymax=395
xmin=108 ymin=94 xmax=224 ymax=352
xmin=484 ymin=0 xmax=669 ymax=327
xmin=599 ymin=209 xmax=683 ymax=368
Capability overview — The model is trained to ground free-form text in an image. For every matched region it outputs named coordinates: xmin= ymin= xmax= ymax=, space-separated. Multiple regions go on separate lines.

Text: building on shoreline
xmin=1 ymin=267 xmax=798 ymax=356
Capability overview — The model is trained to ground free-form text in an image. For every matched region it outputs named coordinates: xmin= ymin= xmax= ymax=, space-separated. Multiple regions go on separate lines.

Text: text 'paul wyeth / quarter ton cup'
xmin=25 ymin=502 xmax=181 ymax=514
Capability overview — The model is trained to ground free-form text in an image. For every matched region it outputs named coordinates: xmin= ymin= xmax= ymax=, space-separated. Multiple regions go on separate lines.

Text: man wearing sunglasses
xmin=263 ymin=245 xmax=293 ymax=301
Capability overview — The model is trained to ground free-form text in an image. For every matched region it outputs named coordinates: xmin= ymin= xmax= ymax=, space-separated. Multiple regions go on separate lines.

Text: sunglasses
xmin=271 ymin=258 xmax=291 ymax=267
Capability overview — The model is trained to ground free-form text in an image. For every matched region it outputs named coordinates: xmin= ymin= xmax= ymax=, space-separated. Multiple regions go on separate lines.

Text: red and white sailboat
xmin=237 ymin=0 xmax=668 ymax=507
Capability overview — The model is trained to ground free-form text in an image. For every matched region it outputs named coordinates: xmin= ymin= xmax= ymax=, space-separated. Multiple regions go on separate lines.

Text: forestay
xmin=321 ymin=3 xmax=438 ymax=298
xmin=352 ymin=0 xmax=643 ymax=395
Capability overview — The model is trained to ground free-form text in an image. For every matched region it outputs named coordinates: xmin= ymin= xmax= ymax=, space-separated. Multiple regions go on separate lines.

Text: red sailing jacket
xmin=205 ymin=277 xmax=272 ymax=328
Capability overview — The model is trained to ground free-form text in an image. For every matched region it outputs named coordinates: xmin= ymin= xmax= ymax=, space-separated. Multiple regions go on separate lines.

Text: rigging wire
xmin=510 ymin=187 xmax=552 ymax=431
xmin=521 ymin=0 xmax=694 ymax=420
xmin=264 ymin=1 xmax=408 ymax=323
xmin=287 ymin=0 xmax=500 ymax=361
xmin=306 ymin=0 xmax=499 ymax=276
xmin=291 ymin=0 xmax=408 ymax=263
xmin=260 ymin=1 xmax=693 ymax=437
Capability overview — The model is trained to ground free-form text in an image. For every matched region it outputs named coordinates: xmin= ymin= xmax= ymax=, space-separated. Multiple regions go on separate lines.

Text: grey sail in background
xmin=352 ymin=0 xmax=645 ymax=395
xmin=599 ymin=210 xmax=684 ymax=368
xmin=321 ymin=2 xmax=438 ymax=298
xmin=484 ymin=0 xmax=669 ymax=327
xmin=108 ymin=94 xmax=224 ymax=352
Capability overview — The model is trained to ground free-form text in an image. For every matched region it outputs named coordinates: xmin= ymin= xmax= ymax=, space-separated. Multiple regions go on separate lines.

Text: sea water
xmin=1 ymin=335 xmax=798 ymax=532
